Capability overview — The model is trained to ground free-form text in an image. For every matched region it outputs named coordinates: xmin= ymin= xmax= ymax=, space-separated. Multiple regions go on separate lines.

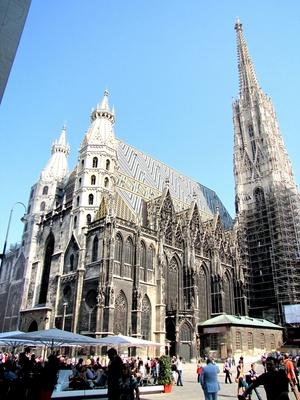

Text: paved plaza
xmin=140 ymin=359 xmax=294 ymax=400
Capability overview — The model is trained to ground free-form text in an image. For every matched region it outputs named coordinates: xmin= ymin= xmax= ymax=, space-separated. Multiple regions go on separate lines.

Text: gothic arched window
xmin=39 ymin=233 xmax=55 ymax=305
xmin=125 ymin=237 xmax=134 ymax=265
xmin=167 ymin=257 xmax=179 ymax=311
xmin=42 ymin=186 xmax=48 ymax=195
xmin=88 ymin=194 xmax=94 ymax=205
xmin=148 ymin=246 xmax=154 ymax=270
xmin=141 ymin=295 xmax=151 ymax=340
xmin=91 ymin=175 xmax=96 ymax=185
xmin=104 ymin=177 xmax=109 ymax=188
xmin=70 ymin=254 xmax=75 ymax=271
xmin=86 ymin=214 xmax=91 ymax=224
xmin=63 ymin=285 xmax=71 ymax=302
xmin=223 ymin=272 xmax=231 ymax=314
xmin=211 ymin=275 xmax=222 ymax=314
xmin=40 ymin=201 xmax=46 ymax=211
xmin=92 ymin=236 xmax=98 ymax=262
xmin=179 ymin=322 xmax=192 ymax=341
xmin=140 ymin=241 xmax=147 ymax=281
xmin=106 ymin=159 xmax=110 ymax=170
xmin=85 ymin=289 xmax=97 ymax=309
xmin=248 ymin=124 xmax=254 ymax=138
xmin=92 ymin=157 xmax=98 ymax=168
xmin=76 ymin=196 xmax=80 ymax=206
xmin=198 ymin=266 xmax=208 ymax=320
xmin=115 ymin=234 xmax=123 ymax=263
xmin=114 ymin=291 xmax=128 ymax=335
xmin=254 ymin=187 xmax=265 ymax=205
xmin=73 ymin=216 xmax=77 ymax=228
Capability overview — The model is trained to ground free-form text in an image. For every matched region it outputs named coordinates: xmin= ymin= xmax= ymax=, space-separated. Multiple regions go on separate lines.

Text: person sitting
xmin=93 ymin=364 xmax=107 ymax=387
xmin=69 ymin=366 xmax=90 ymax=390
xmin=119 ymin=363 xmax=140 ymax=400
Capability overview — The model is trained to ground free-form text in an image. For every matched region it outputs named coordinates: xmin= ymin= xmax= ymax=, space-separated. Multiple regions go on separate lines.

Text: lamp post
xmin=0 ymin=201 xmax=27 ymax=271
xmin=62 ymin=302 xmax=68 ymax=330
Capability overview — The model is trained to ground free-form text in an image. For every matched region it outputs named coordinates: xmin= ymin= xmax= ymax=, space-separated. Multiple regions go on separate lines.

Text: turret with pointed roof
xmin=81 ymin=89 xmax=116 ymax=147
xmin=41 ymin=126 xmax=70 ymax=181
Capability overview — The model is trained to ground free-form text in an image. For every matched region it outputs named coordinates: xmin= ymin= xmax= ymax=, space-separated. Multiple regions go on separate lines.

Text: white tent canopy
xmin=96 ymin=334 xmax=161 ymax=348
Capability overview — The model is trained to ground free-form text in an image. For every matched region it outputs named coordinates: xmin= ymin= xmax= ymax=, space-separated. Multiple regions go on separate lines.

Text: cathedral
xmin=0 ymin=21 xmax=299 ymax=359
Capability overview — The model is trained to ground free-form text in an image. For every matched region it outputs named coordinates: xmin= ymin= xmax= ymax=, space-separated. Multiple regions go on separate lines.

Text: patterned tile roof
xmin=117 ymin=140 xmax=233 ymax=229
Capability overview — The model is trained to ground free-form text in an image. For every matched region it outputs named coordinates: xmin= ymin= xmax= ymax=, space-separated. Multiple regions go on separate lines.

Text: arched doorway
xmin=28 ymin=320 xmax=38 ymax=332
xmin=166 ymin=256 xmax=179 ymax=357
xmin=178 ymin=321 xmax=193 ymax=361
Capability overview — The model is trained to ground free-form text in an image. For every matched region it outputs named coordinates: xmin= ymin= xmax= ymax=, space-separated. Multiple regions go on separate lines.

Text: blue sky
xmin=1 ymin=0 xmax=300 ymax=248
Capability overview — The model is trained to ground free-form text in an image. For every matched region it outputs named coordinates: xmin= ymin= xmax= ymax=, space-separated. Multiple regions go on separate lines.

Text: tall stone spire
xmin=235 ymin=18 xmax=260 ymax=97
xmin=233 ymin=21 xmax=296 ymax=214
xmin=41 ymin=126 xmax=70 ymax=181
xmin=233 ymin=21 xmax=300 ymax=324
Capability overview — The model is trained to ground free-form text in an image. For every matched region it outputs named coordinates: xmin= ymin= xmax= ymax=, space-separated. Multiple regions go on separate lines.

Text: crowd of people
xmin=194 ymin=351 xmax=300 ymax=400
xmin=1 ymin=346 xmax=300 ymax=400
xmin=0 ymin=347 xmax=60 ymax=399
xmin=0 ymin=347 xmax=165 ymax=400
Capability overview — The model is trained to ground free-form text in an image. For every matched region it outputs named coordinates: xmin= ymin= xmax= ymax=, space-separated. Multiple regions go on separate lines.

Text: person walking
xmin=223 ymin=358 xmax=232 ymax=384
xmin=236 ymin=357 xmax=247 ymax=396
xmin=238 ymin=356 xmax=290 ymax=400
xmin=283 ymin=353 xmax=300 ymax=399
xmin=200 ymin=357 xmax=220 ymax=400
xmin=196 ymin=359 xmax=203 ymax=383
xmin=106 ymin=348 xmax=123 ymax=400
xmin=176 ymin=356 xmax=183 ymax=386
xmin=245 ymin=363 xmax=263 ymax=400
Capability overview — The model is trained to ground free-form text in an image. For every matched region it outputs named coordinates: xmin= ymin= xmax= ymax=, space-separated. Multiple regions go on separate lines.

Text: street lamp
xmin=62 ymin=302 xmax=68 ymax=330
xmin=0 ymin=201 xmax=27 ymax=271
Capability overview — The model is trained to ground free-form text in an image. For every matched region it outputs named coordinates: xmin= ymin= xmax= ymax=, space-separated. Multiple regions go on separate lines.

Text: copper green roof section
xmin=200 ymin=314 xmax=283 ymax=329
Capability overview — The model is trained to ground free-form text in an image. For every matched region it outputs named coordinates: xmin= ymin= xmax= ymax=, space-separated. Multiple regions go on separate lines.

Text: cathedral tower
xmin=72 ymin=90 xmax=117 ymax=237
xmin=21 ymin=127 xmax=70 ymax=310
xmin=233 ymin=20 xmax=300 ymax=323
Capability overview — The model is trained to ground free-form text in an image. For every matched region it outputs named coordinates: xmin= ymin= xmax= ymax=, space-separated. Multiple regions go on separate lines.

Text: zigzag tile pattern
xmin=117 ymin=140 xmax=233 ymax=229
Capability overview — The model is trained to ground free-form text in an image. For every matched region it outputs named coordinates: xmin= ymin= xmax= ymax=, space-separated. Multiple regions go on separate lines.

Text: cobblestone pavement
xmin=140 ymin=360 xmax=294 ymax=400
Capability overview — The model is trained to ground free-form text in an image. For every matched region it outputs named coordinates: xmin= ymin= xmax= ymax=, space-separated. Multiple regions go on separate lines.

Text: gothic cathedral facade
xmin=1 ymin=21 xmax=299 ymax=359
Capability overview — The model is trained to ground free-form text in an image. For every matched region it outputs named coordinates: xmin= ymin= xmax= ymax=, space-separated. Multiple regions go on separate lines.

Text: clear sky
xmin=0 ymin=0 xmax=300 ymax=249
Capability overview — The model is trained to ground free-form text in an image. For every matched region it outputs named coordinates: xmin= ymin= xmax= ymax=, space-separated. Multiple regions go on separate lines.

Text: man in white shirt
xmin=176 ymin=356 xmax=183 ymax=386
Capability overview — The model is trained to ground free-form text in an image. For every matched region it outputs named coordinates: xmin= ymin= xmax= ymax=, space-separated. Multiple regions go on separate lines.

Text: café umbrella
xmin=0 ymin=330 xmax=36 ymax=349
xmin=95 ymin=333 xmax=161 ymax=348
xmin=1 ymin=328 xmax=101 ymax=349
